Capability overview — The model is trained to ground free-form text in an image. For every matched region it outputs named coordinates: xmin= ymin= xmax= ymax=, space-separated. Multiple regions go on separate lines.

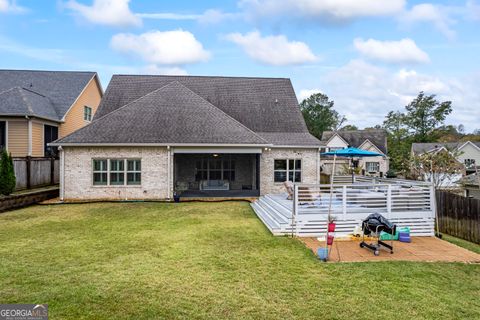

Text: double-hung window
xmin=274 ymin=159 xmax=302 ymax=183
xmin=84 ymin=106 xmax=92 ymax=121
xmin=92 ymin=159 xmax=141 ymax=186
xmin=366 ymin=162 xmax=380 ymax=173
xmin=93 ymin=160 xmax=108 ymax=185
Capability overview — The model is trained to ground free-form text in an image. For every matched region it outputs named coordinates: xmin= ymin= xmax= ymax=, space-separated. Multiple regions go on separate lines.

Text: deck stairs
xmin=250 ymin=194 xmax=294 ymax=235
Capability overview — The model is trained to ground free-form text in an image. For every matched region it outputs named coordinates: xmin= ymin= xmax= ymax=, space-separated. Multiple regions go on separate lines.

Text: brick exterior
xmin=63 ymin=147 xmax=172 ymax=200
xmin=259 ymin=148 xmax=319 ymax=195
xmin=62 ymin=147 xmax=319 ymax=199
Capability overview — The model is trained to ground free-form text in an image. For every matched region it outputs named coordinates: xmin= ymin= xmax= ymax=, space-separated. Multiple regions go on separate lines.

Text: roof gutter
xmin=0 ymin=114 xmax=62 ymax=123
xmin=48 ymin=142 xmax=274 ymax=148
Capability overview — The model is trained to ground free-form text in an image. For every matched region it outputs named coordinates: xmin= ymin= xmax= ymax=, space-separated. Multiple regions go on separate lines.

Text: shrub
xmin=0 ymin=149 xmax=16 ymax=195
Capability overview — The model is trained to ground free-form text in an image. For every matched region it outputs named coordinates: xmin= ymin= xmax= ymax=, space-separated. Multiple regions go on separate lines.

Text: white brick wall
xmin=259 ymin=148 xmax=319 ymax=195
xmin=62 ymin=146 xmax=320 ymax=199
xmin=63 ymin=147 xmax=171 ymax=200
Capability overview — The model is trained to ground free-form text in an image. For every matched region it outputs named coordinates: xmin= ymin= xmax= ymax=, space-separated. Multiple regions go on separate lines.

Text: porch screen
xmin=195 ymin=158 xmax=235 ymax=181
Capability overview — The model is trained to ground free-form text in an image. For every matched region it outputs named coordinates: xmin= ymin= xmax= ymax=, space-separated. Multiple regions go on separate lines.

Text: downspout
xmin=26 ymin=116 xmax=32 ymax=156
xmin=167 ymin=146 xmax=171 ymax=200
xmin=317 ymin=148 xmax=320 ymax=183
xmin=59 ymin=146 xmax=64 ymax=201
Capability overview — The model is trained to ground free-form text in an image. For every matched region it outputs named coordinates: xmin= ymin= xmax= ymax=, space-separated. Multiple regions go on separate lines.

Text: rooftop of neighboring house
xmin=0 ymin=69 xmax=99 ymax=122
xmin=461 ymin=173 xmax=480 ymax=187
xmin=411 ymin=141 xmax=480 ymax=154
xmin=320 ymin=129 xmax=388 ymax=154
xmin=53 ymin=75 xmax=321 ymax=147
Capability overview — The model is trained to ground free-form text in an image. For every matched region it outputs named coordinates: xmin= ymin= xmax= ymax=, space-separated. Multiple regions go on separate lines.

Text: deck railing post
xmin=387 ymin=184 xmax=392 ymax=217
xmin=292 ymin=184 xmax=298 ymax=237
xmin=342 ymin=185 xmax=347 ymax=221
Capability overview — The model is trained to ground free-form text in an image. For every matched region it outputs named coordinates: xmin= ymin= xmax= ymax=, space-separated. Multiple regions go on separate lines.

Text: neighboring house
xmin=460 ymin=173 xmax=480 ymax=200
xmin=320 ymin=129 xmax=389 ymax=177
xmin=411 ymin=141 xmax=480 ymax=175
xmin=51 ymin=75 xmax=322 ymax=200
xmin=0 ymin=70 xmax=103 ymax=157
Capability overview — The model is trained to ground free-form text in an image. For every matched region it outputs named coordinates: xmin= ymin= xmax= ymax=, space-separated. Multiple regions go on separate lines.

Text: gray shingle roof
xmin=0 ymin=69 xmax=97 ymax=121
xmin=0 ymin=87 xmax=58 ymax=120
xmin=257 ymin=132 xmax=322 ymax=147
xmin=94 ymin=75 xmax=308 ymax=133
xmin=411 ymin=142 xmax=480 ymax=154
xmin=321 ymin=129 xmax=388 ymax=154
xmin=55 ymin=82 xmax=269 ymax=145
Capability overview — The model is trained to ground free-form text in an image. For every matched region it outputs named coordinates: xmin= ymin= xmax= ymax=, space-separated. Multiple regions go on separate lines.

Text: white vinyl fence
xmin=292 ymin=181 xmax=435 ymax=237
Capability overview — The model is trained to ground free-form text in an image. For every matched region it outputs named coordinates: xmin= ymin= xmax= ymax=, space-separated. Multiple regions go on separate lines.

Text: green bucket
xmin=380 ymin=226 xmax=410 ymax=241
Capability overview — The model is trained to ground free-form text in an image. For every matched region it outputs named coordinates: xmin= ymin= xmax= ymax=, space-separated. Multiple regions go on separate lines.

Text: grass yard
xmin=0 ymin=202 xmax=479 ymax=319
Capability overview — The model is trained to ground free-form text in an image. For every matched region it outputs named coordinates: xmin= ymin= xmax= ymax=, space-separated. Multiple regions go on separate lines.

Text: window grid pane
xmin=127 ymin=159 xmax=141 ymax=185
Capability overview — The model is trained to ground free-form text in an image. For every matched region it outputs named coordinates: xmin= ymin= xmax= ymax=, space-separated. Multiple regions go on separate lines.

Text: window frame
xmin=274 ymin=159 xmax=302 ymax=183
xmin=366 ymin=162 xmax=380 ymax=173
xmin=92 ymin=158 xmax=142 ymax=187
xmin=84 ymin=106 xmax=92 ymax=122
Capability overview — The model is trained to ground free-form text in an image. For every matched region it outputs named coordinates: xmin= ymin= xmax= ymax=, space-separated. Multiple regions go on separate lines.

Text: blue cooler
xmin=399 ymin=232 xmax=411 ymax=243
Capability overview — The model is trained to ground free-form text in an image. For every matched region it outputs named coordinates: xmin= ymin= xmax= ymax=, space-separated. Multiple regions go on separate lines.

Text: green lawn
xmin=0 ymin=202 xmax=479 ymax=320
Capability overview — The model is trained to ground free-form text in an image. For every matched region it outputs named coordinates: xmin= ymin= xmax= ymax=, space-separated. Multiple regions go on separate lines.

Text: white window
xmin=84 ymin=106 xmax=92 ymax=121
xmin=328 ymin=147 xmax=344 ymax=152
xmin=274 ymin=159 xmax=301 ymax=183
xmin=92 ymin=159 xmax=141 ymax=186
xmin=465 ymin=159 xmax=476 ymax=168
xmin=366 ymin=162 xmax=380 ymax=173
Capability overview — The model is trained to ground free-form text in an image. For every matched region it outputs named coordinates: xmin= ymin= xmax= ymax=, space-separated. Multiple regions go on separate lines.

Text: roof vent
xmin=274 ymin=98 xmax=278 ymax=104
xmin=29 ymin=83 xmax=33 ymax=87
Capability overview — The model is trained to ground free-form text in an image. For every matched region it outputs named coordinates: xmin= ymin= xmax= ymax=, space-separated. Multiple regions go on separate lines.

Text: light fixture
xmin=213 ymin=154 xmax=219 ymax=157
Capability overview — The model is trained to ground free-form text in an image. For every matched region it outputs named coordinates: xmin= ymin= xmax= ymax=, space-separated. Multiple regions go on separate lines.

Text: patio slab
xmin=301 ymin=237 xmax=480 ymax=263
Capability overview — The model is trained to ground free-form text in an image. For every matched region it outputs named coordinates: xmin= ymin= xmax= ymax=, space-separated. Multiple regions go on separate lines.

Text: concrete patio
xmin=301 ymin=237 xmax=480 ymax=263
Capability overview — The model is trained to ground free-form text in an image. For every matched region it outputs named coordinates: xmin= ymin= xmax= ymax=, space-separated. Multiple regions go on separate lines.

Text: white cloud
xmin=399 ymin=3 xmax=456 ymax=39
xmin=239 ymin=0 xmax=405 ymax=22
xmin=225 ymin=31 xmax=318 ymax=66
xmin=298 ymin=89 xmax=324 ymax=102
xmin=0 ymin=0 xmax=25 ymax=13
xmin=110 ymin=30 xmax=210 ymax=65
xmin=137 ymin=9 xmax=238 ymax=24
xmin=305 ymin=59 xmax=479 ymax=132
xmin=353 ymin=38 xmax=430 ymax=64
xmin=65 ymin=0 xmax=141 ymax=27
xmin=141 ymin=65 xmax=188 ymax=76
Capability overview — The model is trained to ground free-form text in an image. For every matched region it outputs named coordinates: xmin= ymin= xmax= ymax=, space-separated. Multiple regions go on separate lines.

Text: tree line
xmin=300 ymin=91 xmax=479 ymax=176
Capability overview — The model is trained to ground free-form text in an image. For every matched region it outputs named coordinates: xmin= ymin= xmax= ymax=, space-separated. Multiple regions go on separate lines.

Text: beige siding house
xmin=412 ymin=141 xmax=480 ymax=175
xmin=320 ymin=130 xmax=389 ymax=177
xmin=51 ymin=75 xmax=322 ymax=201
xmin=0 ymin=70 xmax=103 ymax=157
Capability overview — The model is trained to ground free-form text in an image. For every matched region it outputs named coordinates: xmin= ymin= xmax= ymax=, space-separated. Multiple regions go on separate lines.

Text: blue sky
xmin=1 ymin=0 xmax=480 ymax=132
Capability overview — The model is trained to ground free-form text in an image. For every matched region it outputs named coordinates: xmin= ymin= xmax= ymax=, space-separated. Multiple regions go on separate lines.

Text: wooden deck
xmin=251 ymin=180 xmax=436 ymax=237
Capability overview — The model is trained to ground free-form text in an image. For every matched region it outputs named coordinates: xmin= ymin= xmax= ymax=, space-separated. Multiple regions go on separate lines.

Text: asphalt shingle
xmin=0 ymin=69 xmax=97 ymax=120
xmin=322 ymin=129 xmax=388 ymax=154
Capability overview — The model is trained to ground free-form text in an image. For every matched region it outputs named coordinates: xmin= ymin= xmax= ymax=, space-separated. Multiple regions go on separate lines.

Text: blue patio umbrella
xmin=321 ymin=146 xmax=384 ymax=183
xmin=320 ymin=146 xmax=385 ymax=258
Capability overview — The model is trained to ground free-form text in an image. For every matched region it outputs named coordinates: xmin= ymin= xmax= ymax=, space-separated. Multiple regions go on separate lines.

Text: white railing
xmin=292 ymin=180 xmax=435 ymax=236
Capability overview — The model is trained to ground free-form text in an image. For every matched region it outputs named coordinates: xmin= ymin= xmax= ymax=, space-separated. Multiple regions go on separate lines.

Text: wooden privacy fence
xmin=13 ymin=157 xmax=59 ymax=190
xmin=436 ymin=191 xmax=480 ymax=244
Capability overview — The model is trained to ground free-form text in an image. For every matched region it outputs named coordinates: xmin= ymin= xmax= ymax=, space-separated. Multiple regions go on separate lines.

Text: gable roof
xmin=321 ymin=129 xmax=388 ymax=154
xmin=0 ymin=69 xmax=98 ymax=121
xmin=94 ymin=75 xmax=308 ymax=133
xmin=54 ymin=82 xmax=269 ymax=145
xmin=0 ymin=87 xmax=58 ymax=121
xmin=411 ymin=141 xmax=480 ymax=154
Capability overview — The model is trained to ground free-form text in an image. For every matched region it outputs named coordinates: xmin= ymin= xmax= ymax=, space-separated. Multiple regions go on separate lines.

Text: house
xmin=411 ymin=141 xmax=480 ymax=175
xmin=460 ymin=173 xmax=480 ymax=200
xmin=0 ymin=70 xmax=103 ymax=157
xmin=50 ymin=75 xmax=322 ymax=200
xmin=320 ymin=129 xmax=389 ymax=177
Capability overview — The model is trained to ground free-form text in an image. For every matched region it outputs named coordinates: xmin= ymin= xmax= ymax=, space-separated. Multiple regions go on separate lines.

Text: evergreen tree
xmin=0 ymin=149 xmax=16 ymax=195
